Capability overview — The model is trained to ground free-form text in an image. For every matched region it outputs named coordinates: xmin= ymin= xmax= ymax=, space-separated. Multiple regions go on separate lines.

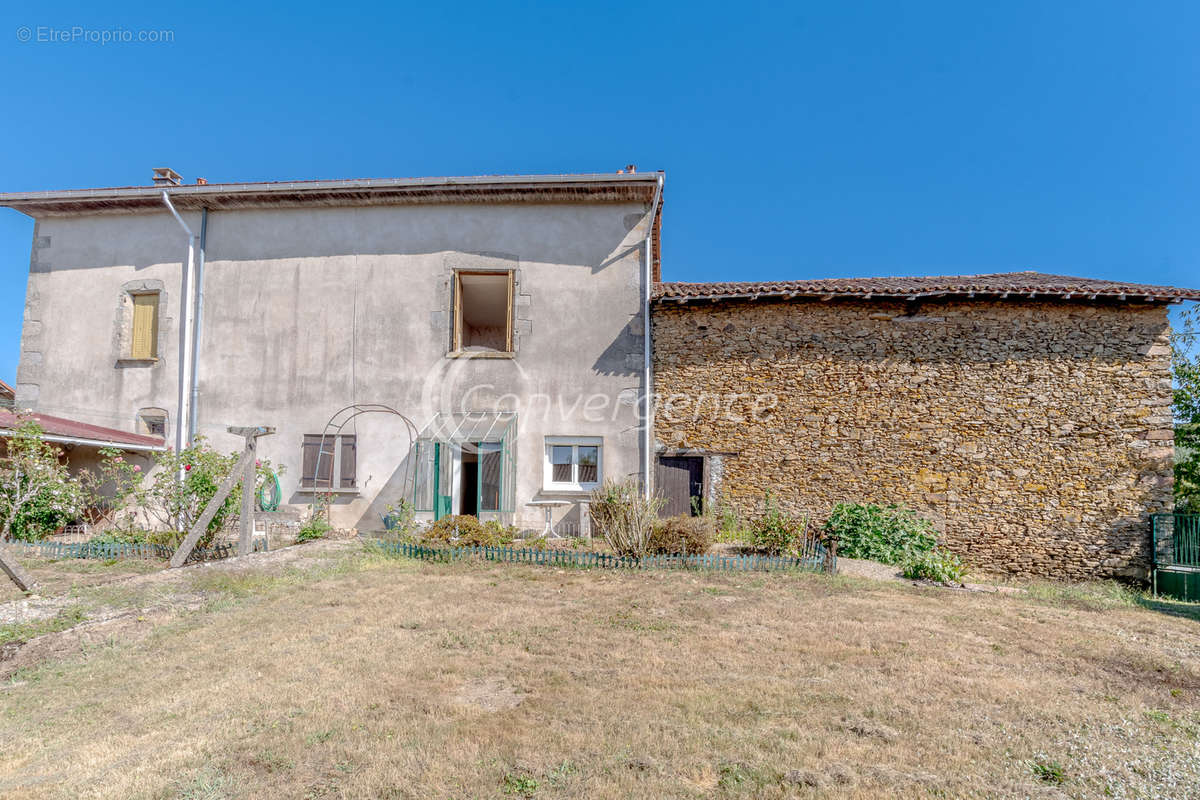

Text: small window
xmin=543 ymin=437 xmax=603 ymax=491
xmin=301 ymin=434 xmax=357 ymax=489
xmin=452 ymin=271 xmax=513 ymax=353
xmin=136 ymin=408 xmax=168 ymax=437
xmin=130 ymin=293 xmax=159 ymax=359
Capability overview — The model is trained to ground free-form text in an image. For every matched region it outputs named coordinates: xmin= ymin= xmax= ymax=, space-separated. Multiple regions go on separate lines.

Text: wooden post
xmin=169 ymin=425 xmax=274 ymax=568
xmin=239 ymin=435 xmax=257 ymax=556
xmin=823 ymin=535 xmax=838 ymax=575
xmin=0 ymin=544 xmax=35 ymax=592
xmin=228 ymin=426 xmax=274 ymax=557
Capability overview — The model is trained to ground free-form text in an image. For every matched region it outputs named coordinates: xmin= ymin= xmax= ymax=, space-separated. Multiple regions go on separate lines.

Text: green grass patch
xmin=1024 ymin=580 xmax=1200 ymax=622
xmin=0 ymin=606 xmax=88 ymax=646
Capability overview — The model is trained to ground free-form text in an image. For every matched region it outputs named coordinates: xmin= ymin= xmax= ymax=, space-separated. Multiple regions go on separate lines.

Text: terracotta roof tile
xmin=653 ymin=271 xmax=1200 ymax=302
xmin=0 ymin=410 xmax=166 ymax=450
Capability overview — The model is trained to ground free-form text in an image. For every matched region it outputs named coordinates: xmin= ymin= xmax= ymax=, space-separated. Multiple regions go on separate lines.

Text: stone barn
xmin=651 ymin=272 xmax=1199 ymax=579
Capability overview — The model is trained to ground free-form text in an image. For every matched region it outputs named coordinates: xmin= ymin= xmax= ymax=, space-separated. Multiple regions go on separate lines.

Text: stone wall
xmin=652 ymin=298 xmax=1175 ymax=579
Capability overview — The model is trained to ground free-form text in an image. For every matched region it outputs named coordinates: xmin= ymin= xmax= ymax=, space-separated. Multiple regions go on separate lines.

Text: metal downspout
xmin=643 ymin=174 xmax=663 ymax=500
xmin=188 ymin=208 xmax=207 ymax=443
xmin=161 ymin=191 xmax=195 ymax=458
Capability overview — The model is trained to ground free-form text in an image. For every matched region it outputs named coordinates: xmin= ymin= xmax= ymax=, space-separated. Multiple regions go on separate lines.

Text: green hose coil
xmin=257 ymin=469 xmax=282 ymax=512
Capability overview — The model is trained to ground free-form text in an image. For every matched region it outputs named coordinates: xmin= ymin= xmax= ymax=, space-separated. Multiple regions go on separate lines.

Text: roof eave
xmin=0 ymin=428 xmax=167 ymax=452
xmin=0 ymin=173 xmax=663 ymax=216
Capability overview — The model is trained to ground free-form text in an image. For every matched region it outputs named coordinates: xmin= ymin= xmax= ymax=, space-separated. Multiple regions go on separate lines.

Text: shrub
xmin=824 ymin=502 xmax=938 ymax=564
xmin=900 ymin=548 xmax=966 ymax=583
xmin=147 ymin=529 xmax=185 ymax=548
xmin=87 ymin=529 xmax=152 ymax=546
xmin=749 ymin=494 xmax=805 ymax=555
xmin=8 ymin=485 xmax=81 ymax=541
xmin=382 ymin=499 xmax=416 ymax=534
xmin=648 ymin=515 xmax=714 ymax=555
xmin=426 ymin=515 xmax=494 ymax=546
xmin=589 ymin=480 xmax=663 ymax=557
xmin=127 ymin=437 xmax=279 ymax=550
xmin=0 ymin=421 xmax=84 ymax=542
xmin=704 ymin=495 xmax=746 ymax=543
xmin=296 ymin=515 xmax=332 ymax=543
xmin=482 ymin=519 xmax=519 ymax=545
xmin=78 ymin=447 xmax=148 ymax=537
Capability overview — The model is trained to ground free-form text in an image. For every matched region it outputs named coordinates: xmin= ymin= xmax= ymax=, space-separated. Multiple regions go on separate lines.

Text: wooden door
xmin=656 ymin=456 xmax=704 ymax=517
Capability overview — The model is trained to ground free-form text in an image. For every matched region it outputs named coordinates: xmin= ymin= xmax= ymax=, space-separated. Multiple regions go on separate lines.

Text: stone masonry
xmin=653 ymin=298 xmax=1175 ymax=579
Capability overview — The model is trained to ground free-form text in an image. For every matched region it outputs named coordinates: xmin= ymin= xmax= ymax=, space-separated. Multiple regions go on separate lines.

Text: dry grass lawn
xmin=0 ymin=551 xmax=162 ymax=604
xmin=1 ymin=544 xmax=1198 ymax=799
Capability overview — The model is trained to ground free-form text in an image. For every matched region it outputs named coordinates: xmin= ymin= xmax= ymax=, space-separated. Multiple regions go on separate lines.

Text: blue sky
xmin=1 ymin=0 xmax=1197 ymax=385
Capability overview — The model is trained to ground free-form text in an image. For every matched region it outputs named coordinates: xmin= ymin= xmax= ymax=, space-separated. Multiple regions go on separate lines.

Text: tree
xmin=1173 ymin=304 xmax=1200 ymax=511
xmin=0 ymin=421 xmax=82 ymax=542
xmin=0 ymin=420 xmax=83 ymax=591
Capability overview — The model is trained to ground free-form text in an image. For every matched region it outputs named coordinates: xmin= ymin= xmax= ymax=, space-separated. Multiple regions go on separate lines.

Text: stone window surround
xmin=115 ymin=279 xmax=169 ymax=367
xmin=432 ymin=252 xmax=532 ymax=357
xmin=135 ymin=406 xmax=169 ymax=437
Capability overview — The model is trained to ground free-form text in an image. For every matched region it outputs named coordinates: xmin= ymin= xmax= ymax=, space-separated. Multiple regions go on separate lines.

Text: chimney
xmin=152 ymin=167 xmax=182 ymax=186
xmin=625 ymin=164 xmax=637 ymax=173
xmin=195 ymin=177 xmax=208 ymax=185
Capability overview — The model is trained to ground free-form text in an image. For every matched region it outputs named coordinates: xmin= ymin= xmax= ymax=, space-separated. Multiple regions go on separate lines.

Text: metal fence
xmin=1150 ymin=513 xmax=1200 ymax=601
xmin=368 ymin=539 xmax=832 ymax=573
xmin=9 ymin=537 xmax=269 ymax=563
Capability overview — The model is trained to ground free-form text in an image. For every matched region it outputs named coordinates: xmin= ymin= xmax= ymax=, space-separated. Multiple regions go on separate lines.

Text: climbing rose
xmin=184 ymin=464 xmax=192 ymax=471
xmin=133 ymin=465 xmax=142 ymax=472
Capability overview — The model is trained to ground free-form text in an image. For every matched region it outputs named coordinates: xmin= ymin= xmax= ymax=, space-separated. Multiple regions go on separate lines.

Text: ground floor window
xmin=135 ymin=407 xmax=167 ymax=437
xmin=543 ymin=437 xmax=602 ymax=492
xmin=300 ymin=434 xmax=356 ymax=489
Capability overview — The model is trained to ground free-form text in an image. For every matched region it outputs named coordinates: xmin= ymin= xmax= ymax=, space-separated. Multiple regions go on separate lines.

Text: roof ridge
xmin=653 ymin=271 xmax=1200 ymax=302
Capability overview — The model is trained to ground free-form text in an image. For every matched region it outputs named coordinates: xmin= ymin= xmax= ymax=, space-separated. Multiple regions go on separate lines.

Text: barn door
xmin=656 ymin=456 xmax=704 ymax=517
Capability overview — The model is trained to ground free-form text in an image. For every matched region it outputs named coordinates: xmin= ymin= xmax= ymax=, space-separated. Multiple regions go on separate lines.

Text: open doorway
xmin=460 ymin=449 xmax=479 ymax=516
xmin=412 ymin=413 xmax=517 ymax=521
xmin=455 ymin=442 xmax=503 ymax=518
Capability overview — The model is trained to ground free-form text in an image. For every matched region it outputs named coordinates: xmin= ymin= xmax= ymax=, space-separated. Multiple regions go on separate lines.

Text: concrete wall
xmin=653 ymin=297 xmax=1175 ymax=579
xmin=18 ymin=202 xmax=653 ymax=530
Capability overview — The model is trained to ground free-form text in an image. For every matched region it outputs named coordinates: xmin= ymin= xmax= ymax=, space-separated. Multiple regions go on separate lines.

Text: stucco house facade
xmin=1 ymin=172 xmax=664 ymax=532
xmin=3 ymin=169 xmax=1197 ymax=579
xmin=652 ymin=274 xmax=1199 ymax=579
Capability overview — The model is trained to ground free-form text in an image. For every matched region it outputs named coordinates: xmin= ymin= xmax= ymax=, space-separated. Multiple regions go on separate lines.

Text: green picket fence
xmin=9 ymin=537 xmax=269 ymax=563
xmin=369 ymin=539 xmax=831 ymax=573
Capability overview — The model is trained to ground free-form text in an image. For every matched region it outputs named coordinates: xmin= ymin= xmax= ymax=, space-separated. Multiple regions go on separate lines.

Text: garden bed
xmin=367 ymin=537 xmax=830 ymax=573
